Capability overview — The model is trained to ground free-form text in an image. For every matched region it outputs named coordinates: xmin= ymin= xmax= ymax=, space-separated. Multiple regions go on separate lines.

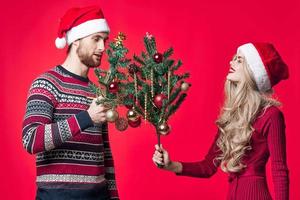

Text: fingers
xmin=88 ymin=96 xmax=113 ymax=112
xmin=152 ymin=154 xmax=164 ymax=166
xmin=155 ymin=144 xmax=166 ymax=154
xmin=155 ymin=144 xmax=160 ymax=150
xmin=154 ymin=149 xmax=163 ymax=158
xmin=87 ymin=96 xmax=103 ymax=105
xmin=153 ymin=146 xmax=164 ymax=164
xmin=153 ymin=158 xmax=164 ymax=166
xmin=89 ymin=97 xmax=97 ymax=104
xmin=97 ymin=95 xmax=104 ymax=100
xmin=153 ymin=152 xmax=163 ymax=160
xmin=99 ymin=112 xmax=106 ymax=118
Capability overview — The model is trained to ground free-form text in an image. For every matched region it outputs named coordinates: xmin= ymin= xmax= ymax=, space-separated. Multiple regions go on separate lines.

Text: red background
xmin=1 ymin=0 xmax=299 ymax=199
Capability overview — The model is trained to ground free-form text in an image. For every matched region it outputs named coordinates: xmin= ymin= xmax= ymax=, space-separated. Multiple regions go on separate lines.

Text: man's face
xmin=76 ymin=32 xmax=109 ymax=68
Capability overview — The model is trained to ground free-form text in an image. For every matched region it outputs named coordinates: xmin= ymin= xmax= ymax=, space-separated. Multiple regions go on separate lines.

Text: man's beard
xmin=76 ymin=45 xmax=101 ymax=68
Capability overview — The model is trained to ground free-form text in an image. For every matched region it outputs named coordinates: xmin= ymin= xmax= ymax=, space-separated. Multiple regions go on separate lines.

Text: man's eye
xmin=94 ymin=38 xmax=99 ymax=42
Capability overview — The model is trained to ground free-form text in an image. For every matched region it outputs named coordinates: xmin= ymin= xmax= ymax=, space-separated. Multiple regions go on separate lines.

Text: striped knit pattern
xmin=22 ymin=66 xmax=119 ymax=199
xmin=178 ymin=106 xmax=289 ymax=200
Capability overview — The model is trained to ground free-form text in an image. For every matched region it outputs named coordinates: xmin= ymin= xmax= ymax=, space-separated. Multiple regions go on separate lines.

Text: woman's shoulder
xmin=255 ymin=105 xmax=283 ymax=127
xmin=261 ymin=105 xmax=284 ymax=119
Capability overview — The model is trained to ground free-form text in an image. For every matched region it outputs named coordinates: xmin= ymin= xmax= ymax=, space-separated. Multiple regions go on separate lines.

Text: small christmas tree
xmin=90 ymin=32 xmax=191 ymax=145
xmin=89 ymin=32 xmax=132 ymax=131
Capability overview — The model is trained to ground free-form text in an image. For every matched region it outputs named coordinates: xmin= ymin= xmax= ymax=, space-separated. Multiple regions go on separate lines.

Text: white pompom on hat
xmin=237 ymin=42 xmax=289 ymax=92
xmin=55 ymin=5 xmax=110 ymax=49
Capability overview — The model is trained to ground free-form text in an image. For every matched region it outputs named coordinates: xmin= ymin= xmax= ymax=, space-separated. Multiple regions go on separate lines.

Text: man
xmin=22 ymin=6 xmax=119 ymax=200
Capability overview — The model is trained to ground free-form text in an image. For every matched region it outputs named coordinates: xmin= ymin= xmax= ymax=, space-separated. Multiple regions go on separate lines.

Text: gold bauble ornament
xmin=127 ymin=109 xmax=139 ymax=121
xmin=157 ymin=122 xmax=171 ymax=135
xmin=106 ymin=109 xmax=119 ymax=122
xmin=181 ymin=82 xmax=190 ymax=91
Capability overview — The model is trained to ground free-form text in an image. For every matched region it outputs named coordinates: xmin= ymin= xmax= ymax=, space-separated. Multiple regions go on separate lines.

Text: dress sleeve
xmin=266 ymin=109 xmax=289 ymax=200
xmin=177 ymin=132 xmax=221 ymax=178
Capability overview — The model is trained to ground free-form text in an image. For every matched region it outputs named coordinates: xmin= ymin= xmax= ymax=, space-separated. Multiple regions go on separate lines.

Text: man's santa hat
xmin=237 ymin=43 xmax=289 ymax=92
xmin=55 ymin=6 xmax=110 ymax=49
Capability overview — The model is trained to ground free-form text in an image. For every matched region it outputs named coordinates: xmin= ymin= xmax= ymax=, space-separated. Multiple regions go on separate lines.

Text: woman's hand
xmin=153 ymin=144 xmax=171 ymax=168
xmin=152 ymin=144 xmax=183 ymax=173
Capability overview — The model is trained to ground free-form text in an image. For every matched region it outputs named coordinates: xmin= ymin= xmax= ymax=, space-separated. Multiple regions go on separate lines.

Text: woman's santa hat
xmin=55 ymin=6 xmax=110 ymax=49
xmin=237 ymin=43 xmax=289 ymax=92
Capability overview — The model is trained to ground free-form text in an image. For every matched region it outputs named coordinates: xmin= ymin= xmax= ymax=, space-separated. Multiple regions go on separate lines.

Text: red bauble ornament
xmin=108 ymin=81 xmax=119 ymax=93
xmin=153 ymin=52 xmax=163 ymax=63
xmin=128 ymin=117 xmax=141 ymax=128
xmin=154 ymin=94 xmax=167 ymax=109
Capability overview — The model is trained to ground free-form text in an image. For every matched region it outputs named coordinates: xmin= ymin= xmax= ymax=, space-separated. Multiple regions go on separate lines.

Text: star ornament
xmin=115 ymin=32 xmax=126 ymax=47
xmin=146 ymin=32 xmax=153 ymax=39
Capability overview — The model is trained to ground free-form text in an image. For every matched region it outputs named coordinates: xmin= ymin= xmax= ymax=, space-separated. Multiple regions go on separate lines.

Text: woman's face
xmin=226 ymin=52 xmax=246 ymax=82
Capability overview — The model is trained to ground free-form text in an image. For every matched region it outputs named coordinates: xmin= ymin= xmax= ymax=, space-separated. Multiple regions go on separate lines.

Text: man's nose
xmin=97 ymin=40 xmax=105 ymax=52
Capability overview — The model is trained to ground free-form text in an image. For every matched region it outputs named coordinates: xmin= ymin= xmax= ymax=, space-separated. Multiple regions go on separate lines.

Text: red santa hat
xmin=237 ymin=43 xmax=289 ymax=92
xmin=55 ymin=6 xmax=110 ymax=49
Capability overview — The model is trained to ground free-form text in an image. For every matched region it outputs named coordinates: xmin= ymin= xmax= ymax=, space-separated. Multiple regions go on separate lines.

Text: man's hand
xmin=87 ymin=97 xmax=108 ymax=124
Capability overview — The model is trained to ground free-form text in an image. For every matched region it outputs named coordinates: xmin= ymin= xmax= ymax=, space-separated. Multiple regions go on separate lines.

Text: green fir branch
xmin=133 ymin=54 xmax=146 ymax=65
xmin=171 ymin=60 xmax=183 ymax=71
xmin=168 ymin=87 xmax=181 ymax=105
xmin=166 ymin=93 xmax=187 ymax=120
xmin=163 ymin=47 xmax=174 ymax=59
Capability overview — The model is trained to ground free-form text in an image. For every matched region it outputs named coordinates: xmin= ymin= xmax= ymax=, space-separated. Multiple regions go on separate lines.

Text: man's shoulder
xmin=27 ymin=66 xmax=61 ymax=102
xmin=32 ymin=66 xmax=61 ymax=83
xmin=29 ymin=66 xmax=62 ymax=91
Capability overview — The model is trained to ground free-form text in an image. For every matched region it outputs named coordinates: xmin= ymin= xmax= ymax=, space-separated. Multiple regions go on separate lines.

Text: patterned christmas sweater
xmin=22 ymin=65 xmax=119 ymax=199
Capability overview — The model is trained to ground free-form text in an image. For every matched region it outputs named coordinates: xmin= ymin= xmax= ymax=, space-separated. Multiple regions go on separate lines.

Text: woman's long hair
xmin=215 ymin=59 xmax=280 ymax=173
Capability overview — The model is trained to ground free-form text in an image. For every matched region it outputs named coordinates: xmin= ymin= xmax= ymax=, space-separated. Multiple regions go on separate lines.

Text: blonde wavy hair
xmin=215 ymin=55 xmax=280 ymax=173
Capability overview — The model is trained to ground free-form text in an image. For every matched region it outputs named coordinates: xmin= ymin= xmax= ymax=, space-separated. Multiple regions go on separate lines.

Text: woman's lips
xmin=229 ymin=67 xmax=235 ymax=73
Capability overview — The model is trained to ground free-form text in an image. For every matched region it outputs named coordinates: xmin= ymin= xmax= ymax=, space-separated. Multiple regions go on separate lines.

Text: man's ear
xmin=72 ymin=39 xmax=80 ymax=48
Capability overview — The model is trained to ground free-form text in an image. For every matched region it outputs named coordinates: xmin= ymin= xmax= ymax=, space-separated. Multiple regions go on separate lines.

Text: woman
xmin=153 ymin=43 xmax=289 ymax=200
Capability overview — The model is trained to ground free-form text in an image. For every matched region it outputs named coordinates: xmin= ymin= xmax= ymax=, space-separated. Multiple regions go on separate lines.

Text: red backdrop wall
xmin=1 ymin=0 xmax=299 ymax=199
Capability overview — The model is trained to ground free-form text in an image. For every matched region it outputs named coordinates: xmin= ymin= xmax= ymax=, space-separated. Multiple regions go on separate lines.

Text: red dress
xmin=177 ymin=106 xmax=289 ymax=200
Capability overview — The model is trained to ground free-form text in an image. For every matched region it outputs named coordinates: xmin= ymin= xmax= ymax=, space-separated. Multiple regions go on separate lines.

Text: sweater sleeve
xmin=266 ymin=109 xmax=289 ymax=200
xmin=101 ymin=123 xmax=119 ymax=200
xmin=177 ymin=132 xmax=221 ymax=178
xmin=22 ymin=78 xmax=93 ymax=154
